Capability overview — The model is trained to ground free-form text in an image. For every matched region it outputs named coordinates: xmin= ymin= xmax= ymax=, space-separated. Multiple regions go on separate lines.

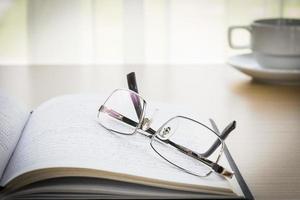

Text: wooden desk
xmin=0 ymin=64 xmax=299 ymax=199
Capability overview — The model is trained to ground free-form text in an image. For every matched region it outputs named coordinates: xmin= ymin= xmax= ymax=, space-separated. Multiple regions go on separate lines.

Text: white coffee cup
xmin=228 ymin=18 xmax=300 ymax=69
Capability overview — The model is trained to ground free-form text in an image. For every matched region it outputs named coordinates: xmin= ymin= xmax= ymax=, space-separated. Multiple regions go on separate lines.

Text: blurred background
xmin=0 ymin=2 xmax=299 ymax=199
xmin=0 ymin=0 xmax=299 ymax=65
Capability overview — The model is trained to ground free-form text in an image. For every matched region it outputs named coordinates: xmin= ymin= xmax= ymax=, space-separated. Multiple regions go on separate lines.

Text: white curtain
xmin=0 ymin=0 xmax=299 ymax=65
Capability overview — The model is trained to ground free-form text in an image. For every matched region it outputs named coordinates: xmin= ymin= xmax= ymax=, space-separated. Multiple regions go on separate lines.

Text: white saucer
xmin=227 ymin=53 xmax=300 ymax=84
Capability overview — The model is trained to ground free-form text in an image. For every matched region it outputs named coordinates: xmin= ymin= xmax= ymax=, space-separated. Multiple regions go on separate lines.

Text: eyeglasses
xmin=97 ymin=73 xmax=235 ymax=179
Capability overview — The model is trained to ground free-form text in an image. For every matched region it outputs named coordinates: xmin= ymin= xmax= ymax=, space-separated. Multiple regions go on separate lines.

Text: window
xmin=0 ymin=0 xmax=299 ymax=65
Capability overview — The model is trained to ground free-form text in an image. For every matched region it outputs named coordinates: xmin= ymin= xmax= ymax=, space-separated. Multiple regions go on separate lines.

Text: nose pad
xmin=162 ymin=127 xmax=171 ymax=137
xmin=141 ymin=109 xmax=159 ymax=131
xmin=157 ymin=118 xmax=179 ymax=140
xmin=158 ymin=126 xmax=173 ymax=140
xmin=141 ymin=117 xmax=152 ymax=131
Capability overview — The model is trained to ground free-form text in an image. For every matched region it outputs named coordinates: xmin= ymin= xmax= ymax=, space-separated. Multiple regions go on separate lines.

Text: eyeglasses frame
xmin=97 ymin=72 xmax=235 ymax=179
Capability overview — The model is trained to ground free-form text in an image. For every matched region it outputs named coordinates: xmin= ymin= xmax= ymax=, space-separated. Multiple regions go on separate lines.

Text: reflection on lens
xmin=98 ymin=89 xmax=144 ymax=135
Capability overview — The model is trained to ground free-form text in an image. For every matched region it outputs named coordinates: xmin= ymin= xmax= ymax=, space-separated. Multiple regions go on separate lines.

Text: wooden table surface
xmin=0 ymin=64 xmax=299 ymax=199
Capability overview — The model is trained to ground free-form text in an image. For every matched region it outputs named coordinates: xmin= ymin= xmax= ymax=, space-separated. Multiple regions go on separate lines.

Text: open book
xmin=0 ymin=90 xmax=247 ymax=199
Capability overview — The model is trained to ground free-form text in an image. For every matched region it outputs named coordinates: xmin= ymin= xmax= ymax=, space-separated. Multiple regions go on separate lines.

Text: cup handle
xmin=228 ymin=26 xmax=251 ymax=49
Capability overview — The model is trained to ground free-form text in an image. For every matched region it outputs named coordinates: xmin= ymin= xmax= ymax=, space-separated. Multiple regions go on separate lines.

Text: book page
xmin=0 ymin=90 xmax=29 ymax=181
xmin=4 ymin=177 xmax=223 ymax=199
xmin=0 ymin=94 xmax=232 ymax=193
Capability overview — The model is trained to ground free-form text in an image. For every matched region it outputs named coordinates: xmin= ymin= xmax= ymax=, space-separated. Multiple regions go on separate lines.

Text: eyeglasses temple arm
xmin=165 ymin=139 xmax=234 ymax=178
xmin=200 ymin=120 xmax=236 ymax=158
xmin=147 ymin=123 xmax=233 ymax=178
xmin=127 ymin=72 xmax=143 ymax=119
xmin=98 ymin=105 xmax=139 ymax=128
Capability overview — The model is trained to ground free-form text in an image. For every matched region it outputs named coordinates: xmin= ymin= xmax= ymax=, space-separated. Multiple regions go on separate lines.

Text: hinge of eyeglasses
xmin=212 ymin=163 xmax=234 ymax=179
